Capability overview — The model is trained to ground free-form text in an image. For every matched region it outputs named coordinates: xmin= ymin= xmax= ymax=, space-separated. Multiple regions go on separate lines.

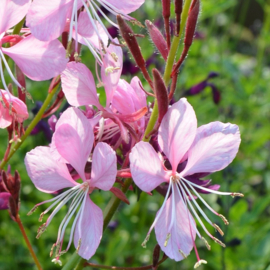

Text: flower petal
xmin=54 ymin=122 xmax=92 ymax=182
xmin=0 ymin=0 xmax=31 ymax=34
xmin=0 ymin=192 xmax=11 ymax=210
xmin=26 ymin=0 xmax=73 ymax=41
xmin=0 ymin=103 xmax=12 ymax=128
xmin=61 ymin=62 xmax=102 ymax=109
xmin=76 ymin=12 xmax=108 ymax=48
xmin=130 ymin=142 xmax=168 ymax=192
xmin=182 ymin=122 xmax=241 ymax=176
xmin=51 ymin=107 xmax=94 ymax=163
xmin=155 ymin=184 xmax=196 ymax=261
xmin=2 ymin=35 xmax=68 ymax=81
xmin=102 ymin=0 xmax=145 ymax=14
xmin=24 ymin=146 xmax=77 ymax=193
xmin=130 ymin=76 xmax=147 ymax=109
xmin=158 ymin=98 xmax=197 ymax=173
xmin=90 ymin=142 xmax=117 ymax=190
xmin=74 ymin=196 xmax=103 ymax=260
xmin=101 ymin=38 xmax=123 ymax=107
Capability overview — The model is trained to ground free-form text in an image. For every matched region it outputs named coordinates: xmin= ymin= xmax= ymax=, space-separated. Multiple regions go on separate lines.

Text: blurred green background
xmin=1 ymin=0 xmax=270 ymax=269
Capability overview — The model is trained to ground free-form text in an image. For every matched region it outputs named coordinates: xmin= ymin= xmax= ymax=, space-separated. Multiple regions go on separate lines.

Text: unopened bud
xmin=8 ymin=196 xmax=17 ymax=220
xmin=152 ymin=244 xmax=161 ymax=268
xmin=175 ymin=0 xmax=183 ymax=36
xmin=152 ymin=68 xmax=168 ymax=124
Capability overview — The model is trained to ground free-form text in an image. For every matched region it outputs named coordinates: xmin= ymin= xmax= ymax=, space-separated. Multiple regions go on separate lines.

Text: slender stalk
xmin=143 ymin=0 xmax=192 ymax=141
xmin=84 ymin=254 xmax=168 ymax=269
xmin=16 ymin=215 xmax=43 ymax=270
xmin=0 ymin=80 xmax=60 ymax=169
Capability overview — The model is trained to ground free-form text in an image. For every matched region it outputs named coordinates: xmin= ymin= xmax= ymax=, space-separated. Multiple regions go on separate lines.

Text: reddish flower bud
xmin=162 ymin=0 xmax=171 ymax=48
xmin=145 ymin=20 xmax=168 ymax=60
xmin=117 ymin=15 xmax=153 ymax=89
xmin=110 ymin=187 xmax=130 ymax=205
xmin=152 ymin=244 xmax=161 ymax=269
xmin=175 ymin=0 xmax=183 ymax=36
xmin=152 ymin=68 xmax=169 ymax=124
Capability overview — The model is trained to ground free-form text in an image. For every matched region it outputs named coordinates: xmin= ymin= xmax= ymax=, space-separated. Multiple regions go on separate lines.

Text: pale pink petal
xmin=181 ymin=122 xmax=241 ymax=176
xmin=101 ymin=38 xmax=123 ymax=107
xmin=130 ymin=142 xmax=169 ymax=192
xmin=0 ymin=103 xmax=12 ymax=128
xmin=61 ymin=62 xmax=102 ymax=109
xmin=158 ymin=98 xmax=197 ymax=173
xmin=130 ymin=76 xmax=147 ymax=109
xmin=2 ymin=35 xmax=68 ymax=81
xmin=51 ymin=107 xmax=94 ymax=163
xmin=155 ymin=185 xmax=196 ymax=261
xmin=26 ymin=0 xmax=73 ymax=41
xmin=0 ymin=0 xmax=31 ymax=34
xmin=112 ymin=79 xmax=136 ymax=114
xmin=54 ymin=123 xmax=92 ymax=182
xmin=74 ymin=196 xmax=103 ymax=260
xmin=2 ymin=90 xmax=28 ymax=123
xmin=102 ymin=0 xmax=145 ymax=14
xmin=90 ymin=142 xmax=117 ymax=190
xmin=75 ymin=12 xmax=108 ymax=48
xmin=24 ymin=146 xmax=77 ymax=193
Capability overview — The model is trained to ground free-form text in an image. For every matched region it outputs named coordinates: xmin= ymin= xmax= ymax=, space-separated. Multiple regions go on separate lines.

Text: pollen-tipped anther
xmin=141 ymin=234 xmax=150 ymax=248
xmin=36 ymin=223 xmax=47 ymax=239
xmin=50 ymin=243 xmax=56 ymax=257
xmin=231 ymin=192 xmax=244 ymax=198
xmin=39 ymin=212 xmax=45 ymax=222
xmin=179 ymin=249 xmax=187 ymax=258
xmin=164 ymin=233 xmax=171 ymax=247
xmin=201 ymin=237 xmax=211 ymax=250
xmin=27 ymin=205 xmax=38 ymax=215
xmin=213 ymin=237 xmax=226 ymax=248
xmin=213 ymin=223 xmax=224 ymax=236
xmin=194 ymin=260 xmax=207 ymax=268
xmin=76 ymin=239 xmax=82 ymax=254
xmin=219 ymin=214 xmax=229 ymax=225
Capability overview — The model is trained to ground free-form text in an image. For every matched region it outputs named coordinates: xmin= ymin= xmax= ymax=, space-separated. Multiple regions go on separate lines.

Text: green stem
xmin=143 ymin=0 xmax=192 ymax=141
xmin=0 ymin=81 xmax=59 ymax=169
xmin=16 ymin=215 xmax=43 ymax=270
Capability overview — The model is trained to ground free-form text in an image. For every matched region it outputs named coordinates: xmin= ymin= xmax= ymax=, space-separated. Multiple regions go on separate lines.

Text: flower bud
xmin=152 ymin=69 xmax=168 ymax=124
xmin=152 ymin=244 xmax=161 ymax=269
xmin=175 ymin=0 xmax=183 ymax=36
xmin=145 ymin=20 xmax=168 ymax=60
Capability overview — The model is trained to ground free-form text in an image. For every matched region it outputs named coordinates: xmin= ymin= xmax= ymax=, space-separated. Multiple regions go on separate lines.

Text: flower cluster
xmin=0 ymin=0 xmax=243 ymax=268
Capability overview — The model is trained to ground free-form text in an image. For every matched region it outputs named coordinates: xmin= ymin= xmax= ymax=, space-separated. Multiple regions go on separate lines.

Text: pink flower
xmin=0 ymin=1 xmax=68 ymax=95
xmin=130 ymin=98 xmax=242 ymax=268
xmin=25 ymin=107 xmax=117 ymax=263
xmin=0 ymin=90 xmax=28 ymax=128
xmin=26 ymin=0 xmax=145 ymax=54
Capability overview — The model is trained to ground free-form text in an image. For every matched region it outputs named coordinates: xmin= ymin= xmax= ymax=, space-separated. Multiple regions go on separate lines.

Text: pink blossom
xmin=0 ymin=90 xmax=28 ymax=128
xmin=130 ymin=98 xmax=241 ymax=268
xmin=25 ymin=107 xmax=117 ymax=263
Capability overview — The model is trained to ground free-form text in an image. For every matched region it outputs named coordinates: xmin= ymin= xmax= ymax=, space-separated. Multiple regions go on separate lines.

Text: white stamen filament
xmin=181 ymin=177 xmax=233 ymax=196
xmin=183 ymin=179 xmax=219 ymax=216
xmin=0 ymin=54 xmax=11 ymax=99
xmin=180 ymin=180 xmax=215 ymax=228
xmin=167 ymin=179 xmax=176 ymax=234
xmin=82 ymin=37 xmax=103 ymax=65
xmin=68 ymin=0 xmax=78 ymax=42
xmin=178 ymin=182 xmax=214 ymax=240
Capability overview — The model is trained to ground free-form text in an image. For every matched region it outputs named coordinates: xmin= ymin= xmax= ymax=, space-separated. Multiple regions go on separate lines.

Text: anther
xmin=201 ymin=237 xmax=211 ymax=250
xmin=194 ymin=260 xmax=207 ymax=269
xmin=219 ymin=214 xmax=229 ymax=225
xmin=36 ymin=223 xmax=47 ymax=239
xmin=74 ymin=52 xmax=81 ymax=63
xmin=50 ymin=243 xmax=56 ymax=257
xmin=55 ymin=242 xmax=61 ymax=256
xmin=52 ymin=258 xmax=62 ymax=266
xmin=213 ymin=224 xmax=224 ymax=236
xmin=164 ymin=233 xmax=171 ymax=247
xmin=231 ymin=192 xmax=244 ymax=198
xmin=105 ymin=66 xmax=120 ymax=75
xmin=110 ymin=52 xmax=118 ymax=62
xmin=39 ymin=212 xmax=45 ymax=222
xmin=130 ymin=20 xmax=144 ymax=28
xmin=76 ymin=239 xmax=82 ymax=253
xmin=141 ymin=235 xmax=150 ymax=248
xmin=213 ymin=237 xmax=226 ymax=248
xmin=179 ymin=249 xmax=187 ymax=258
xmin=27 ymin=205 xmax=38 ymax=215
